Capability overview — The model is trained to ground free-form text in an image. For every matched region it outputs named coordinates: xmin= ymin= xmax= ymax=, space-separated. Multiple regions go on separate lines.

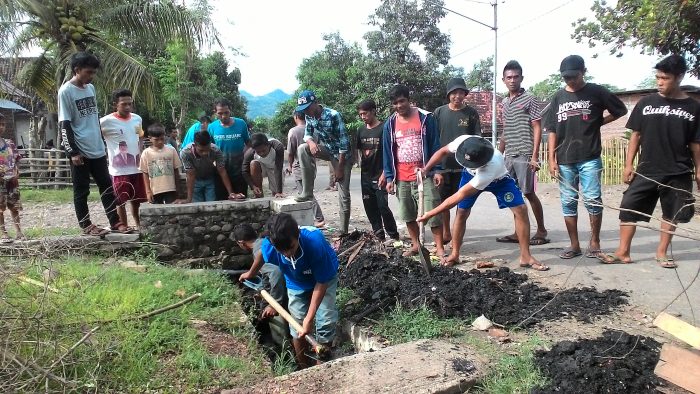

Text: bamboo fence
xmin=537 ymin=137 xmax=630 ymax=185
xmin=17 ymin=149 xmax=72 ymax=188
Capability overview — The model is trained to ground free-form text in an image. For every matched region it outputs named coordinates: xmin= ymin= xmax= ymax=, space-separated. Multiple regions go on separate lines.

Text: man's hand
xmin=378 ymin=173 xmax=386 ymax=189
xmin=172 ymin=199 xmax=186 ymax=204
xmin=71 ymin=154 xmax=84 ymax=166
xmin=333 ymin=165 xmax=344 ymax=184
xmin=285 ymin=165 xmax=293 ymax=175
xmin=253 ymin=186 xmax=263 ymax=198
xmin=529 ymin=156 xmax=541 ymax=172
xmin=238 ymin=270 xmax=254 ymax=283
xmin=260 ymin=305 xmax=278 ymax=319
xmin=386 ymin=181 xmax=395 ymax=194
xmin=548 ymin=160 xmax=559 ymax=179
xmin=146 ymin=191 xmax=154 ymax=203
xmin=416 ymin=213 xmax=430 ymax=224
xmin=433 ymin=173 xmax=443 ymax=187
xmin=298 ymin=316 xmax=314 ymax=338
xmin=623 ymin=165 xmax=635 ymax=184
xmin=273 ymin=193 xmax=285 ymax=198
xmin=307 ymin=140 xmax=319 ymax=156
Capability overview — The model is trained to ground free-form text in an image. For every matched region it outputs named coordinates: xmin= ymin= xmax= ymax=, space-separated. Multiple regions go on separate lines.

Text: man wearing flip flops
xmin=600 ymin=55 xmax=700 ymax=268
xmin=419 ymin=135 xmax=549 ymax=271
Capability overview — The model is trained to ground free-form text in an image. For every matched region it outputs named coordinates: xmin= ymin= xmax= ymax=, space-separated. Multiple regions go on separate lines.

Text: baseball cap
xmin=559 ymin=55 xmax=585 ymax=78
xmin=295 ymin=90 xmax=317 ymax=112
xmin=455 ymin=136 xmax=494 ymax=169
xmin=446 ymin=77 xmax=469 ymax=96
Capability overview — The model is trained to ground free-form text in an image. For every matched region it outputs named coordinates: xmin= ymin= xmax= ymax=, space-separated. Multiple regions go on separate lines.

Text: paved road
xmin=290 ymin=167 xmax=700 ymax=321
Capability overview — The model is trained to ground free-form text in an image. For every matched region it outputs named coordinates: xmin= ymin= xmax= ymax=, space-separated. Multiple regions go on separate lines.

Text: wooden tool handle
xmin=259 ymin=289 xmax=323 ymax=351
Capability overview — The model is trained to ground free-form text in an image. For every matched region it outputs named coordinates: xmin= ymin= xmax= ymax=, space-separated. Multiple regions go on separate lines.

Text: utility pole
xmin=491 ymin=1 xmax=498 ymax=147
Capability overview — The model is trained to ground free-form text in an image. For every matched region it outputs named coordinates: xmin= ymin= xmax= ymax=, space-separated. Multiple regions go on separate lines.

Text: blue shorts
xmin=287 ymin=276 xmax=338 ymax=344
xmin=457 ymin=171 xmax=525 ymax=210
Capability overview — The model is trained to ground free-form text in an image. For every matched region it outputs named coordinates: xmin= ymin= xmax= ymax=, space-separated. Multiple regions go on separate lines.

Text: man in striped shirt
xmin=496 ymin=60 xmax=549 ymax=245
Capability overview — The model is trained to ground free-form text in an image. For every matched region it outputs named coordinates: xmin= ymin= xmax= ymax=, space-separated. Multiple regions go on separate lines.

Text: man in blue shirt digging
xmin=240 ymin=213 xmax=339 ymax=368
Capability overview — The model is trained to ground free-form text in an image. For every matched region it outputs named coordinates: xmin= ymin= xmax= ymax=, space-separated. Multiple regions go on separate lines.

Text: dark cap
xmin=455 ymin=136 xmax=494 ymax=169
xmin=295 ymin=90 xmax=317 ymax=112
xmin=446 ymin=77 xmax=469 ymax=96
xmin=560 ymin=55 xmax=585 ymax=78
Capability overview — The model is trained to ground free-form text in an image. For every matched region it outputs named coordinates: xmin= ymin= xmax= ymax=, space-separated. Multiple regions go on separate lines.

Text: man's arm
xmin=239 ymin=250 xmax=266 ymax=282
xmin=241 ymin=150 xmax=255 ymax=189
xmin=690 ymin=142 xmax=700 ymax=190
xmin=531 ymin=119 xmax=542 ymax=169
xmin=299 ymin=281 xmax=330 ymax=338
xmin=184 ymin=169 xmax=196 ymax=203
xmin=424 ymin=146 xmax=451 ymax=174
xmin=217 ymin=166 xmax=235 ymax=195
xmin=418 ymin=182 xmax=478 ymax=223
xmin=273 ymin=142 xmax=285 ymax=194
xmin=547 ymin=131 xmax=558 ymax=179
xmin=142 ymin=172 xmax=153 ymax=202
xmin=623 ymin=131 xmax=641 ymax=184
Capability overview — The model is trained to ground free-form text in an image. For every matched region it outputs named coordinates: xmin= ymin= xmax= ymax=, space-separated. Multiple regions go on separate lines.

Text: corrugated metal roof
xmin=0 ymin=98 xmax=29 ymax=112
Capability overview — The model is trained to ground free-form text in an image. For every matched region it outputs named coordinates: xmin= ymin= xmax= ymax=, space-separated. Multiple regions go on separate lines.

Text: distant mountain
xmin=241 ymin=89 xmax=292 ymax=119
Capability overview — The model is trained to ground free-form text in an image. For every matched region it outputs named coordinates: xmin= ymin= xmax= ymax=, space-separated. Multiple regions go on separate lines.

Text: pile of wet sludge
xmin=338 ymin=249 xmax=628 ymax=327
xmin=533 ymin=330 xmax=664 ymax=393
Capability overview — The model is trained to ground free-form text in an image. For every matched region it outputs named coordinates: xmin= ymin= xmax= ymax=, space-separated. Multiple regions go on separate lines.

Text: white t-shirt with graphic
xmin=447 ymin=135 xmax=508 ymax=190
xmin=100 ymin=112 xmax=143 ymax=176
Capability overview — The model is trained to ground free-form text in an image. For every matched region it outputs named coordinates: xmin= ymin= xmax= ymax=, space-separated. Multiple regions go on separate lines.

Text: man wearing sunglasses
xmin=545 ymin=55 xmax=627 ymax=261
xmin=239 ymin=213 xmax=339 ymax=369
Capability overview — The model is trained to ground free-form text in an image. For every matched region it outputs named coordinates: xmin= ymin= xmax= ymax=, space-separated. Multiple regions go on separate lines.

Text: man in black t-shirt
xmin=546 ymin=55 xmax=628 ymax=261
xmin=600 ymin=55 xmax=700 ymax=268
xmin=433 ymin=77 xmax=481 ymax=259
xmin=356 ymin=99 xmax=399 ymax=241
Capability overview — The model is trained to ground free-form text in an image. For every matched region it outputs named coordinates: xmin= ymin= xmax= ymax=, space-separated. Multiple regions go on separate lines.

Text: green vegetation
xmin=1 ymin=256 xmax=270 ymax=392
xmin=23 ymin=226 xmax=81 ymax=238
xmin=20 ymin=186 xmax=99 ymax=204
xmin=374 ymin=305 xmax=464 ymax=343
xmin=473 ymin=335 xmax=549 ymax=394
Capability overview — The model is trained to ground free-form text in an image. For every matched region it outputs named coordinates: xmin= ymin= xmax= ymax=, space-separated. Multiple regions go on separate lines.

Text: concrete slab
xmin=270 ymin=197 xmax=314 ymax=226
xmin=229 ymin=339 xmax=487 ymax=393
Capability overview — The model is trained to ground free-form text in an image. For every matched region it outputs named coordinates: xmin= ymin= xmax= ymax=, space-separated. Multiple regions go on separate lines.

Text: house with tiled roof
xmin=462 ymin=91 xmax=504 ymax=138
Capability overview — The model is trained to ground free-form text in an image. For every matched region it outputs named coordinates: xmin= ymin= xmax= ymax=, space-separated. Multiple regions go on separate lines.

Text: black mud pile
xmin=339 ymin=251 xmax=628 ymax=327
xmin=532 ymin=330 xmax=664 ymax=393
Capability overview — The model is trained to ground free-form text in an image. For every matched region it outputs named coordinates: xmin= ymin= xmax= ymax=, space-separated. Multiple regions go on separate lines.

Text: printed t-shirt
xmin=434 ymin=104 xmax=481 ymax=170
xmin=260 ymin=226 xmax=339 ymax=291
xmin=626 ymin=93 xmax=700 ymax=176
xmin=138 ymin=145 xmax=182 ymax=195
xmin=0 ymin=139 xmax=20 ymax=174
xmin=356 ymin=123 xmax=384 ymax=181
xmin=207 ymin=118 xmax=249 ymax=158
xmin=57 ymin=82 xmax=105 ymax=158
xmin=394 ymin=111 xmax=423 ymax=182
xmin=447 ymin=135 xmax=508 ymax=190
xmin=545 ymin=83 xmax=628 ymax=164
xmin=100 ymin=112 xmax=143 ymax=176
xmin=180 ymin=142 xmax=224 ymax=180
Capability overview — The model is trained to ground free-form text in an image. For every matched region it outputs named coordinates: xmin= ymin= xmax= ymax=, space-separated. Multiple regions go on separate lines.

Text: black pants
xmin=153 ymin=191 xmax=177 ymax=204
xmin=70 ymin=156 xmax=119 ymax=229
xmin=215 ymin=155 xmax=247 ymax=200
xmin=361 ymin=177 xmax=399 ymax=239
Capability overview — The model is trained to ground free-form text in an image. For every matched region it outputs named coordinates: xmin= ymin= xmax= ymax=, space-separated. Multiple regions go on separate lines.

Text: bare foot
xmin=402 ymin=247 xmax=419 ymax=257
xmin=442 ymin=251 xmax=460 ymax=266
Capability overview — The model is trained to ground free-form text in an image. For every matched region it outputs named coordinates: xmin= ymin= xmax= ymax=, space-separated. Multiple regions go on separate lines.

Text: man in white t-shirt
xmin=419 ymin=135 xmax=548 ymax=271
xmin=100 ymin=89 xmax=146 ymax=230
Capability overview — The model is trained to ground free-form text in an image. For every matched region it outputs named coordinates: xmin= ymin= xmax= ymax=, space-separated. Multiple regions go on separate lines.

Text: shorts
xmin=0 ymin=179 xmax=21 ymax=211
xmin=113 ymin=174 xmax=147 ymax=205
xmin=619 ymin=173 xmax=695 ymax=223
xmin=456 ymin=171 xmax=525 ymax=210
xmin=152 ymin=191 xmax=177 ymax=204
xmin=558 ymin=157 xmax=603 ymax=216
xmin=396 ymin=179 xmax=442 ymax=228
xmin=439 ymin=170 xmax=464 ymax=200
xmin=287 ymin=276 xmax=338 ymax=343
xmin=505 ymin=155 xmax=536 ymax=194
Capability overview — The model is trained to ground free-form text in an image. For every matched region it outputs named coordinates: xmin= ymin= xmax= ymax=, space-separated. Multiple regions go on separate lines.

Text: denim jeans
xmin=193 ymin=177 xmax=216 ymax=202
xmin=558 ymin=157 xmax=603 ymax=216
xmin=287 ymin=276 xmax=338 ymax=343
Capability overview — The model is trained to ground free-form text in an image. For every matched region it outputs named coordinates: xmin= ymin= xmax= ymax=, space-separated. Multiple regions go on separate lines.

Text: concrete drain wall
xmin=140 ymin=198 xmax=313 ymax=268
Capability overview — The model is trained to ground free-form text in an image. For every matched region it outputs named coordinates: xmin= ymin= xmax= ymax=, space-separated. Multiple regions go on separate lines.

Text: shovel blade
xmin=418 ymin=245 xmax=432 ymax=275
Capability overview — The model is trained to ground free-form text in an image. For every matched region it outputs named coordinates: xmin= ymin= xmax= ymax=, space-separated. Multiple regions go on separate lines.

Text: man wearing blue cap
xmin=294 ymin=90 xmax=353 ymax=234
xmin=419 ymin=135 xmax=548 ymax=271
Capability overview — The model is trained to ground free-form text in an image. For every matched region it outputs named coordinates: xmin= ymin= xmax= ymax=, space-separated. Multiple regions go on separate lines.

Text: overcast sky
xmin=212 ymin=0 xmax=699 ymax=96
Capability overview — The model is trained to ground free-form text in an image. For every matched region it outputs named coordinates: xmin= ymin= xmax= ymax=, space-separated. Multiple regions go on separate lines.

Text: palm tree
xmin=0 ymin=0 xmax=217 ymax=146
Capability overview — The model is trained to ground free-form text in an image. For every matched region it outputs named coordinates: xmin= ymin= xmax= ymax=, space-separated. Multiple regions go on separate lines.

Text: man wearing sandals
xmin=545 ymin=55 xmax=627 ymax=260
xmin=601 ymin=55 xmax=700 ymax=268
xmin=419 ymin=136 xmax=548 ymax=271
xmin=496 ymin=61 xmax=548 ymax=246
xmin=58 ymin=52 xmax=125 ymax=236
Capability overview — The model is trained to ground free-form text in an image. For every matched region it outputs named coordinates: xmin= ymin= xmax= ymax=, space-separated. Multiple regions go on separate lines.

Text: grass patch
xmin=20 ymin=186 xmax=100 ymax=203
xmin=374 ymin=305 xmax=464 ymax=344
xmin=336 ymin=286 xmax=356 ymax=311
xmin=1 ymin=256 xmax=270 ymax=392
xmin=23 ymin=226 xmax=82 ymax=238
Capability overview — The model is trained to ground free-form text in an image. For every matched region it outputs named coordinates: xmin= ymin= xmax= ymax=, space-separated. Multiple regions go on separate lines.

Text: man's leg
xmin=525 ymin=192 xmax=547 ymax=239
xmin=375 ymin=185 xmax=399 ymax=239
xmin=129 ymin=201 xmax=141 ymax=228
xmin=579 ymin=158 xmax=604 ymax=253
xmin=336 ymin=156 xmax=352 ymax=234
xmin=405 ymin=221 xmax=420 ymax=254
xmin=204 ymin=178 xmax=217 ymax=202
xmin=295 ymin=143 xmax=318 ymax=201
xmin=361 ymin=177 xmax=384 ymax=237
xmin=446 ymin=208 xmax=469 ymax=264
xmin=422 ymin=180 xmax=444 ymax=257
xmin=439 ymin=172 xmax=459 ymax=244
xmin=287 ymin=288 xmax=312 ymax=369
xmin=511 ymin=204 xmax=545 ymax=268
xmin=71 ymin=160 xmax=94 ymax=229
xmin=193 ymin=179 xmax=205 ymax=203
xmin=657 ymin=221 xmax=676 ymax=261
xmin=557 ymin=163 xmax=581 ymax=256
xmin=314 ymin=277 xmax=339 ymax=354
xmin=88 ymin=157 xmax=120 ymax=228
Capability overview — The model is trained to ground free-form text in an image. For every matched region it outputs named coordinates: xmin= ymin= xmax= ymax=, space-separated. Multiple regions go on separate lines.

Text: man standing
xmin=287 ymin=111 xmax=325 ymax=227
xmin=295 ymin=90 xmax=353 ymax=234
xmin=433 ymin=77 xmax=481 ymax=261
xmin=100 ymin=89 xmax=147 ymax=230
xmin=356 ymin=99 xmax=399 ymax=242
xmin=601 ymin=55 xmax=700 ymax=268
xmin=242 ymin=133 xmax=285 ymax=198
xmin=59 ymin=52 xmax=126 ymax=236
xmin=546 ymin=55 xmax=628 ymax=260
xmin=497 ymin=60 xmax=548 ymax=245
xmin=208 ymin=99 xmax=249 ymax=200
xmin=383 ymin=84 xmax=445 ymax=260
xmin=182 ymin=115 xmax=211 ymax=147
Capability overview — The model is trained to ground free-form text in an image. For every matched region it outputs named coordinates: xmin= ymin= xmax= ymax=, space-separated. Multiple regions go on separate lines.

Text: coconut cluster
xmin=55 ymin=4 xmax=87 ymax=43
